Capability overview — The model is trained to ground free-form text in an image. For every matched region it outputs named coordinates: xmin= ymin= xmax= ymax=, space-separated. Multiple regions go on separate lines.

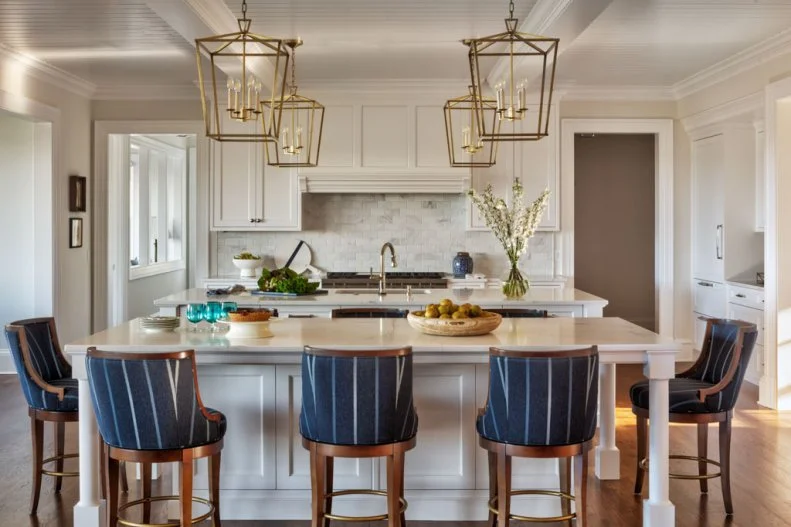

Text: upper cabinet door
xmin=467 ymin=105 xmax=559 ymax=231
xmin=692 ymin=133 xmax=725 ymax=282
xmin=210 ymin=137 xmax=258 ymax=229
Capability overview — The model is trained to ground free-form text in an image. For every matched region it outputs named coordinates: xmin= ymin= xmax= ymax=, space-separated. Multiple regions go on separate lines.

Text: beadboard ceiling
xmin=1 ymin=0 xmax=791 ymax=98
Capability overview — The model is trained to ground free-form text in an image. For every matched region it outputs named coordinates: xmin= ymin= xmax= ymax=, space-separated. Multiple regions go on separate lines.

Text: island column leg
xmin=643 ymin=351 xmax=676 ymax=527
xmin=595 ymin=362 xmax=620 ymax=480
xmin=74 ymin=378 xmax=105 ymax=527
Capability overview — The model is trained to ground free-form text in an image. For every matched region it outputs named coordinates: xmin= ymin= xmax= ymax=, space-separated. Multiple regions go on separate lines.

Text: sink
xmin=335 ymin=288 xmax=432 ymax=295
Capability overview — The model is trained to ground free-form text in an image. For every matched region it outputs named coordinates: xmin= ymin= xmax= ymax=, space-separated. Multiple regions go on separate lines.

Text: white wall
xmin=128 ymin=270 xmax=187 ymax=319
xmin=0 ymin=112 xmax=35 ymax=327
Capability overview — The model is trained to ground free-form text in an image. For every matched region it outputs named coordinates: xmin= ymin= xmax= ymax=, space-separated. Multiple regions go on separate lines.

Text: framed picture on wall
xmin=69 ymin=218 xmax=83 ymax=248
xmin=68 ymin=175 xmax=87 ymax=212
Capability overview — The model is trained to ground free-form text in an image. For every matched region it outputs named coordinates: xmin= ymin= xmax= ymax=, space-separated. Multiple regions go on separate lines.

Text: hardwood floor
xmin=1 ymin=366 xmax=789 ymax=527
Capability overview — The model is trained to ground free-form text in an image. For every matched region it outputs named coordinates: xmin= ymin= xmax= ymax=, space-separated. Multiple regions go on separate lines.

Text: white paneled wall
xmin=216 ymin=193 xmax=556 ymax=278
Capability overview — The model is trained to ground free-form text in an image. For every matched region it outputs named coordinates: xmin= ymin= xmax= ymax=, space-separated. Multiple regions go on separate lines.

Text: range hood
xmin=298 ymin=170 xmax=471 ymax=194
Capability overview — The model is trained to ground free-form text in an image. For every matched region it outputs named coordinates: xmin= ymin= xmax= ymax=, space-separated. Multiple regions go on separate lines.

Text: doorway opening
xmin=574 ymin=133 xmax=656 ymax=330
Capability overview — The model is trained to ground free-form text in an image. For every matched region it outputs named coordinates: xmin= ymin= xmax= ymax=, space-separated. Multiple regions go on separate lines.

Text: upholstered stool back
xmin=300 ymin=346 xmax=418 ymax=446
xmin=5 ymin=318 xmax=76 ymax=411
xmin=478 ymin=346 xmax=599 ymax=446
xmin=86 ymin=349 xmax=226 ymax=450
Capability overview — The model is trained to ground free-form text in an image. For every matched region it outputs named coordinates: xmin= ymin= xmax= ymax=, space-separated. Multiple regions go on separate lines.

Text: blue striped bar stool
xmin=631 ymin=318 xmax=758 ymax=515
xmin=4 ymin=317 xmax=128 ymax=513
xmin=478 ymin=346 xmax=599 ymax=527
xmin=86 ymin=348 xmax=227 ymax=527
xmin=300 ymin=345 xmax=419 ymax=527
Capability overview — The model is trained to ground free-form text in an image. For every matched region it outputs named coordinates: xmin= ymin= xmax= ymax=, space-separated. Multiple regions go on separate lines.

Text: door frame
xmin=93 ymin=121 xmax=208 ymax=331
xmin=560 ymin=118 xmax=675 ymax=339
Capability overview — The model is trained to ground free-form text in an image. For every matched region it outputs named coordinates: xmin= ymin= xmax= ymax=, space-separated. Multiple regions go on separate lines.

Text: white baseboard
xmin=675 ymin=339 xmax=695 ymax=363
xmin=193 ymin=489 xmax=563 ymax=521
xmin=0 ymin=349 xmax=14 ymax=374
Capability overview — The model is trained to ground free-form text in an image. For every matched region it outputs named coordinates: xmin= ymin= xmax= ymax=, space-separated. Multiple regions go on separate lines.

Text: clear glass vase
xmin=502 ymin=261 xmax=529 ymax=299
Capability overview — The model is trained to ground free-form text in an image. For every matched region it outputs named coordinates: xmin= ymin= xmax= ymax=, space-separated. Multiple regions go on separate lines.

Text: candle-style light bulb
xmin=247 ymin=77 xmax=255 ymax=112
xmin=517 ymin=79 xmax=527 ymax=113
xmin=462 ymin=125 xmax=471 ymax=150
xmin=226 ymin=78 xmax=233 ymax=111
xmin=233 ymin=79 xmax=242 ymax=117
xmin=281 ymin=127 xmax=291 ymax=154
xmin=295 ymin=127 xmax=303 ymax=150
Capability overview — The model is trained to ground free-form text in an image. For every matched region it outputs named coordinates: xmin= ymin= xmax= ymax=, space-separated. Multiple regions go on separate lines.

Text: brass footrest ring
xmin=117 ymin=495 xmax=214 ymax=527
xmin=41 ymin=453 xmax=79 ymax=477
xmin=639 ymin=455 xmax=722 ymax=481
xmin=322 ymin=489 xmax=407 ymax=522
xmin=489 ymin=490 xmax=576 ymax=523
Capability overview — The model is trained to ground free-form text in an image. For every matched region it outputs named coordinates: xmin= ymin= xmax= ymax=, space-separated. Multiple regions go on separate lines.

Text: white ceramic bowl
xmin=232 ymin=258 xmax=262 ymax=278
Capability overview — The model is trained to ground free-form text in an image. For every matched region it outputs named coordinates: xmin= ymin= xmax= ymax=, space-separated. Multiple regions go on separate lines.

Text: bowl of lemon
xmin=407 ymin=299 xmax=502 ymax=336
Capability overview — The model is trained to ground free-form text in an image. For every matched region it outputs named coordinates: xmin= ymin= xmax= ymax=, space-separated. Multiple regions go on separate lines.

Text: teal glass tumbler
xmin=204 ymin=301 xmax=222 ymax=332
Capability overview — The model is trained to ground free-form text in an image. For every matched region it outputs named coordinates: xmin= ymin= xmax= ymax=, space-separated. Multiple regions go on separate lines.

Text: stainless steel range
xmin=322 ymin=272 xmax=447 ymax=289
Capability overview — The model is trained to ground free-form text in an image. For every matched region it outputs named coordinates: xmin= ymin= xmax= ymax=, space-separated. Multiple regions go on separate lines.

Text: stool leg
xmin=573 ymin=448 xmax=589 ymax=527
xmin=386 ymin=452 xmax=405 ymax=527
xmin=496 ymin=453 xmax=511 ymax=527
xmin=30 ymin=416 xmax=43 ymax=515
xmin=322 ymin=456 xmax=333 ymax=527
xmin=558 ymin=457 xmax=572 ymax=527
xmin=142 ymin=462 xmax=152 ymax=523
xmin=634 ymin=414 xmax=647 ymax=494
xmin=697 ymin=423 xmax=709 ymax=494
xmin=209 ymin=453 xmax=222 ymax=527
xmin=54 ymin=421 xmax=65 ymax=493
xmin=309 ymin=445 xmax=325 ymax=527
xmin=720 ymin=415 xmax=733 ymax=515
xmin=487 ymin=452 xmax=497 ymax=527
xmin=106 ymin=451 xmax=119 ymax=527
xmin=179 ymin=451 xmax=194 ymax=527
xmin=120 ymin=461 xmax=129 ymax=493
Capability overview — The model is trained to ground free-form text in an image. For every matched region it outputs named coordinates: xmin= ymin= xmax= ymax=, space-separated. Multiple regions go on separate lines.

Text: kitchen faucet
xmin=378 ymin=242 xmax=397 ymax=295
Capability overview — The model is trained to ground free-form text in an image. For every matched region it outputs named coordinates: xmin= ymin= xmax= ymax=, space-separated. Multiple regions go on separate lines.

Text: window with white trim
xmin=129 ymin=136 xmax=186 ymax=279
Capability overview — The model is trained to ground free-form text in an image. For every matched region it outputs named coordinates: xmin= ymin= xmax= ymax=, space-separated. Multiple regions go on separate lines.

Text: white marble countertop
xmin=66 ymin=317 xmax=676 ymax=365
xmin=726 ymin=278 xmax=764 ymax=290
xmin=154 ymin=287 xmax=608 ymax=309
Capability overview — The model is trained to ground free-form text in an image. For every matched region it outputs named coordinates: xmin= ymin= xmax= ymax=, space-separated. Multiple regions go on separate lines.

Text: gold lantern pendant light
xmin=444 ymin=85 xmax=500 ymax=168
xmin=263 ymin=40 xmax=325 ymax=167
xmin=195 ymin=0 xmax=290 ymax=142
xmin=467 ymin=0 xmax=559 ymax=141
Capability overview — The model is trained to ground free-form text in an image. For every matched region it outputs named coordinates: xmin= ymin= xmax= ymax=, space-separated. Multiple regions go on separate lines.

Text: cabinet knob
xmin=697 ymin=281 xmax=714 ymax=287
xmin=256 ymin=218 xmax=263 ymax=223
xmin=249 ymin=218 xmax=255 ymax=223
xmin=735 ymin=293 xmax=746 ymax=298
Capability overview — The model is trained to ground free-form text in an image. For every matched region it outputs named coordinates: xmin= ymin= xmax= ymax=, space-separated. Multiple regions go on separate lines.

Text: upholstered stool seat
xmin=300 ymin=345 xmax=418 ymax=526
xmin=631 ymin=318 xmax=758 ymax=516
xmin=477 ymin=346 xmax=599 ymax=527
xmin=87 ymin=348 xmax=225 ymax=527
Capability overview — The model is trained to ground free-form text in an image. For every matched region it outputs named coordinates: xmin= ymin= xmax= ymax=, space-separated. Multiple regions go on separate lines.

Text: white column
xmin=73 ymin=378 xmax=105 ymax=527
xmin=595 ymin=362 xmax=620 ymax=479
xmin=643 ymin=351 xmax=676 ymax=527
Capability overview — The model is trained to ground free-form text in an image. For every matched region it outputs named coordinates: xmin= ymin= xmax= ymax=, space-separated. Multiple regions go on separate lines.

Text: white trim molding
xmin=674 ymin=27 xmax=791 ymax=100
xmin=0 ymin=44 xmax=96 ymax=98
xmin=681 ymin=91 xmax=764 ymax=133
xmin=560 ymin=118 xmax=675 ymax=339
xmin=560 ymin=85 xmax=675 ymax=102
xmin=761 ymin=76 xmax=791 ymax=409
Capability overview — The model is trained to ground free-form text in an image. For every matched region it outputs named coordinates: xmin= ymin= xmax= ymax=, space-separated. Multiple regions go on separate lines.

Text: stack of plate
xmin=140 ymin=315 xmax=180 ymax=332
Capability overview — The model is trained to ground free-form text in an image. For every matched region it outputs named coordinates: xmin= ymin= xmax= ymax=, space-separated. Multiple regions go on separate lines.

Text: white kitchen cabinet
xmin=275 ymin=365 xmax=374 ymax=490
xmin=467 ymin=105 xmax=559 ymax=231
xmin=727 ymin=283 xmax=765 ymax=385
xmin=210 ymin=117 xmax=301 ymax=231
xmin=299 ymin=97 xmax=467 ymax=193
xmin=691 ymin=124 xmax=762 ymax=345
xmin=193 ymin=365 xmax=277 ymax=490
xmin=755 ymin=122 xmax=765 ymax=232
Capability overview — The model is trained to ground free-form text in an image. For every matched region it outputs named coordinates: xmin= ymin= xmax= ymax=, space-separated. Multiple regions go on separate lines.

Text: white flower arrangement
xmin=468 ymin=179 xmax=550 ymax=265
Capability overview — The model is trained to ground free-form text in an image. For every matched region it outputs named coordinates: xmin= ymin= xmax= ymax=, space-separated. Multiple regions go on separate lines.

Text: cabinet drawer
xmin=727 ymin=285 xmax=765 ymax=310
xmin=693 ymin=279 xmax=726 ymax=317
xmin=727 ymin=303 xmax=764 ymax=347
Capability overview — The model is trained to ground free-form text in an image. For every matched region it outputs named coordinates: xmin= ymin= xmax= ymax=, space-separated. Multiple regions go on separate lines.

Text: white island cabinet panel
xmin=362 ymin=105 xmax=409 ymax=167
xmin=378 ymin=364 xmax=477 ymax=490
xmin=193 ymin=365 xmax=277 ymax=490
xmin=275 ymin=365 xmax=374 ymax=490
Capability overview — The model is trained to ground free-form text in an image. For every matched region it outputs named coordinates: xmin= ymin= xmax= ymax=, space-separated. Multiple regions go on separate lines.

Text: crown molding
xmin=673 ymin=27 xmax=791 ymax=100
xmin=299 ymin=79 xmax=470 ymax=96
xmin=0 ymin=44 xmax=96 ymax=99
xmin=523 ymin=0 xmax=575 ymax=36
xmin=300 ymin=170 xmax=470 ymax=194
xmin=560 ymin=85 xmax=675 ymax=102
xmin=680 ymin=91 xmax=763 ymax=133
xmin=93 ymin=84 xmax=201 ymax=101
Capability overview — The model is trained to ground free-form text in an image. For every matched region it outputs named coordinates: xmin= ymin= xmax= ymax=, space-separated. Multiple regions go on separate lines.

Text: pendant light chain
xmin=241 ymin=0 xmax=248 ymax=19
xmin=508 ymin=0 xmax=515 ymax=19
xmin=290 ymin=44 xmax=297 ymax=92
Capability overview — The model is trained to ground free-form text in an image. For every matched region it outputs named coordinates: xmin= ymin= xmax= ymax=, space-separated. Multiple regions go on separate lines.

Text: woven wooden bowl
xmin=227 ymin=309 xmax=272 ymax=322
xmin=406 ymin=311 xmax=502 ymax=337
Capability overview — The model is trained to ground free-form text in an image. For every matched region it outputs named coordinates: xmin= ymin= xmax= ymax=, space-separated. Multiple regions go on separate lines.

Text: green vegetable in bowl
xmin=257 ymin=267 xmax=319 ymax=294
xmin=234 ymin=251 xmax=261 ymax=260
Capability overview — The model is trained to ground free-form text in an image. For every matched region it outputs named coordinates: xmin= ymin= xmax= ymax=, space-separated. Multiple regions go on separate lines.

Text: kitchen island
xmin=66 ymin=317 xmax=677 ymax=527
xmin=154 ymin=287 xmax=609 ymax=318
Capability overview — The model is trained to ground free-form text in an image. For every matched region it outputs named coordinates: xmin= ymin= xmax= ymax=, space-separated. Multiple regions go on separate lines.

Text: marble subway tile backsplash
xmin=216 ymin=193 xmax=555 ymax=279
